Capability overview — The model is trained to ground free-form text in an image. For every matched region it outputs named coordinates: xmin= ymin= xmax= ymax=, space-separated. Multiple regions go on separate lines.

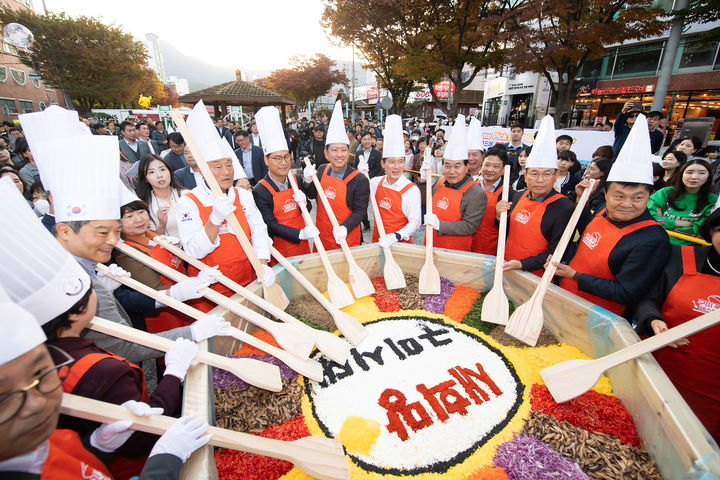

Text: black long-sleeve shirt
xmin=252 ymin=173 xmax=312 ymax=245
xmin=563 ymin=209 xmax=671 ymax=317
xmin=304 ymin=163 xmax=370 ymax=235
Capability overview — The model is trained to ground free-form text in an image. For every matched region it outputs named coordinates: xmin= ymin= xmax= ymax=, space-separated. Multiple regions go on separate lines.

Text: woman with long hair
xmin=660 ymin=149 xmax=687 ymax=189
xmin=510 ymin=146 xmax=530 ymax=190
xmin=135 ymin=154 xmax=186 ymax=237
xmin=574 ymin=157 xmax=612 ymax=212
xmin=648 ymin=159 xmax=718 ymax=245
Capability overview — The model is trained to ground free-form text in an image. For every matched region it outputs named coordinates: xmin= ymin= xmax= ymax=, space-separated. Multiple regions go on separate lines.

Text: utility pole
xmin=652 ymin=0 xmax=688 ymax=112
xmin=351 ymin=44 xmax=356 ymax=123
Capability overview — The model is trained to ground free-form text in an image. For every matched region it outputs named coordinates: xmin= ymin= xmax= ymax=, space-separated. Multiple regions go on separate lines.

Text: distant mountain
xmin=159 ymin=40 xmax=236 ymax=91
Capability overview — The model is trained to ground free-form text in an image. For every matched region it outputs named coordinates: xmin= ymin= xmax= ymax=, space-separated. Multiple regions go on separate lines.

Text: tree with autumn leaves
xmin=255 ymin=54 xmax=348 ymax=107
xmin=0 ymin=7 xmax=170 ymax=113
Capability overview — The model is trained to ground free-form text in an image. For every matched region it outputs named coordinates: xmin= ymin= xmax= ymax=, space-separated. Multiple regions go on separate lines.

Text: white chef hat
xmin=36 ymin=135 xmax=120 ymax=222
xmin=119 ymin=179 xmax=140 ymax=206
xmin=467 ymin=116 xmax=484 ymax=151
xmin=186 ymin=100 xmax=230 ymax=163
xmin=0 ymin=284 xmax=47 ymax=365
xmin=382 ymin=114 xmax=404 ymax=158
xmin=606 ymin=113 xmax=653 ymax=185
xmin=19 ymin=105 xmax=89 ymax=190
xmin=325 ymin=100 xmax=349 ymax=146
xmin=255 ymin=106 xmax=289 ymax=156
xmin=0 ymin=177 xmax=91 ymax=324
xmin=443 ymin=114 xmax=468 ymax=161
xmin=525 ymin=115 xmax=558 ymax=170
xmin=217 ymin=137 xmax=246 ymax=181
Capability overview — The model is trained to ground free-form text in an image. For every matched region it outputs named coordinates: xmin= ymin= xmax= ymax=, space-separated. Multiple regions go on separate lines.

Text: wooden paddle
xmin=286 ymin=173 xmax=355 ymax=308
xmin=61 ymin=393 xmax=350 ymax=480
xmin=504 ymin=179 xmax=596 ymax=346
xmin=170 ymin=110 xmax=289 ymax=309
xmin=541 ymin=309 xmax=720 ymax=403
xmin=359 ymin=169 xmax=406 ymax=290
xmin=480 ymin=165 xmax=511 ymax=325
xmin=418 ymin=146 xmax=441 ymax=295
xmin=270 ymin=245 xmax=368 ymax=346
xmin=88 ymin=316 xmax=282 ymax=392
xmin=139 ymin=240 xmax=352 ymax=363
xmin=303 ymin=157 xmax=375 ymax=299
xmin=114 ymin=243 xmax=315 ymax=360
xmin=95 ymin=263 xmax=322 ymax=381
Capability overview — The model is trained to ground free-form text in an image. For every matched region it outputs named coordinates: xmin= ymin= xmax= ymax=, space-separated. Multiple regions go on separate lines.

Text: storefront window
xmin=613 ymin=42 xmax=663 ymax=78
xmin=679 ymin=38 xmax=718 ymax=69
xmin=18 ymin=100 xmax=33 ymax=113
xmin=0 ymin=66 xmax=6 ymax=83
xmin=579 ymin=56 xmax=608 ymax=79
xmin=0 ymin=98 xmax=18 ymax=115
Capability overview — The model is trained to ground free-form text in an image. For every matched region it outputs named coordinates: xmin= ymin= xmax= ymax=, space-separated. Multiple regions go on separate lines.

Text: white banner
xmin=480 ymin=127 xmax=615 ymax=164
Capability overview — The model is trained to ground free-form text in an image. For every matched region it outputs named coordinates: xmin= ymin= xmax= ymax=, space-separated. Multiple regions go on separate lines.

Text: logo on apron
xmin=283 ymin=198 xmax=297 ymax=213
xmin=380 ymin=197 xmax=392 ymax=210
xmin=515 ymin=209 xmax=530 ymax=224
xmin=692 ymin=295 xmax=720 ymax=315
xmin=325 ymin=187 xmax=337 ymax=200
xmin=581 ymin=232 xmax=602 ymax=249
xmin=436 ymin=196 xmax=449 ymax=210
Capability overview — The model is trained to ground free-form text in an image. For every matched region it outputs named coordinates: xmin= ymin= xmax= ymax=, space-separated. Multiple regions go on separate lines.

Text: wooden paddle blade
xmin=291 ymin=357 xmax=325 ymax=382
xmin=480 ymin=286 xmax=509 ymax=325
xmin=418 ymin=260 xmax=441 ymax=294
xmin=271 ymin=322 xmax=316 ymax=360
xmin=382 ymin=251 xmax=407 ymax=290
xmin=504 ymin=300 xmax=532 ymax=339
xmin=263 ymin=281 xmax=290 ymax=310
xmin=539 ymin=358 xmax=599 ymax=403
xmin=330 ymin=308 xmax=367 ymax=346
xmin=315 ymin=330 xmax=352 ymax=364
xmin=347 ymin=263 xmax=375 ymax=298
xmin=286 ymin=436 xmax=350 ymax=480
xmin=202 ymin=354 xmax=283 ymax=392
xmin=326 ymin=273 xmax=355 ymax=309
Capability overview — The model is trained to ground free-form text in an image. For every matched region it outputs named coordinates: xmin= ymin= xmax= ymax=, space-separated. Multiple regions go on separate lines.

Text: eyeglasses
xmin=526 ymin=171 xmax=556 ymax=179
xmin=268 ymin=154 xmax=292 ymax=163
xmin=0 ymin=345 xmax=74 ymax=425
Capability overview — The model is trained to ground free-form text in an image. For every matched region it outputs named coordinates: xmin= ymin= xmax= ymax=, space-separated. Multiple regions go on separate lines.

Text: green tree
xmin=507 ymin=0 xmax=667 ymax=127
xmin=0 ymin=7 xmax=157 ymax=113
xmin=674 ymin=0 xmax=720 ymax=42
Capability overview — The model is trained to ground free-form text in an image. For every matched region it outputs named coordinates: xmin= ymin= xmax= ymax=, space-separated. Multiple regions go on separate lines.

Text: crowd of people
xmin=0 ymin=97 xmax=718 ymax=479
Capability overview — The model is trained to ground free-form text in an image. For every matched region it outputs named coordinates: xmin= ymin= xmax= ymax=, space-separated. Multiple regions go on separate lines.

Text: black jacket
xmin=353 ymin=147 xmax=383 ymax=178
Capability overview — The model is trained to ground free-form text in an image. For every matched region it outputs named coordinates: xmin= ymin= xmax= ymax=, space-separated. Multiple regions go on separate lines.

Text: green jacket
xmin=648 ymin=186 xmax=718 ymax=245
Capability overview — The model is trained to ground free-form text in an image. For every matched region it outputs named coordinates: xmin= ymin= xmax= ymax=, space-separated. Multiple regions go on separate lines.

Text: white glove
xmin=333 ymin=225 xmax=347 ymax=244
xmin=209 ymin=196 xmax=236 ymax=226
xmin=149 ymin=415 xmax=211 ymax=463
xmin=292 ymin=190 xmax=307 ymax=205
xmin=420 ymin=158 xmax=433 ymax=181
xmin=155 ymin=235 xmax=180 ymax=246
xmin=379 ymin=233 xmax=398 ymax=248
xmin=190 ymin=314 xmax=231 ymax=341
xmin=303 ymin=163 xmax=317 ymax=183
xmin=424 ymin=213 xmax=440 ymax=230
xmin=164 ymin=338 xmax=199 ymax=380
xmin=90 ymin=400 xmax=163 ymax=453
xmin=357 ymin=159 xmax=369 ymax=172
xmin=261 ymin=264 xmax=276 ymax=288
xmin=197 ymin=265 xmax=222 ymax=283
xmin=95 ymin=263 xmax=130 ymax=292
xmin=169 ymin=276 xmax=212 ymax=302
xmin=298 ymin=225 xmax=319 ymax=240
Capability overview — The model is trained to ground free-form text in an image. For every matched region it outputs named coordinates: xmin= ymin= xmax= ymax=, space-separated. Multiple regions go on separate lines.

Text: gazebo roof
xmin=179 ymin=70 xmax=295 ymax=107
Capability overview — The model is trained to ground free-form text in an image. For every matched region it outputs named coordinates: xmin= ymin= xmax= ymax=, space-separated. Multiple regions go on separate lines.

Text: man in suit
xmin=118 ymin=121 xmax=151 ymax=163
xmin=233 ymin=129 xmax=267 ymax=186
xmin=152 ymin=120 xmax=168 ymax=149
xmin=215 ymin=117 xmax=232 ymax=145
xmin=174 ymin=145 xmax=203 ymax=190
xmin=137 ymin=122 xmax=162 ymax=155
xmin=354 ymin=130 xmax=383 ymax=177
xmin=249 ymin=121 xmax=262 ymax=148
xmin=163 ymin=132 xmax=187 ymax=171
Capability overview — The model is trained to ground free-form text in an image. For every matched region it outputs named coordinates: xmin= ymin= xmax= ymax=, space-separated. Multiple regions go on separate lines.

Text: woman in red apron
xmin=635 ymin=209 xmax=720 ymax=442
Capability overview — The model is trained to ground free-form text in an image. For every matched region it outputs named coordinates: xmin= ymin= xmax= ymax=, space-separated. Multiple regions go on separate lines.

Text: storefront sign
xmin=432 ymin=81 xmax=456 ymax=102
xmin=580 ymin=84 xmax=655 ymax=97
xmin=367 ymin=86 xmax=378 ymax=105
xmin=507 ymin=72 xmax=538 ymax=95
xmin=573 ymin=77 xmax=598 ymax=97
xmin=485 ymin=77 xmax=507 ymax=99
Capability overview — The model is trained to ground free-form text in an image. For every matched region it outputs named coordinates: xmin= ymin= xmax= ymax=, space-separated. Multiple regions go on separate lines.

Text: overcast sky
xmin=39 ymin=0 xmax=357 ymax=71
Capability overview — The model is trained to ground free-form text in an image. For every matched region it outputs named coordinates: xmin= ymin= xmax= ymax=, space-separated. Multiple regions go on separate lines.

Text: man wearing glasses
xmin=253 ymin=106 xmax=318 ymax=258
xmin=497 ymin=116 xmax=574 ymax=277
xmin=613 ymin=101 xmax=642 ymax=157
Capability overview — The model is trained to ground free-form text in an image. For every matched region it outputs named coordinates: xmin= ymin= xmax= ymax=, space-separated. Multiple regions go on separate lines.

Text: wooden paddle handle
xmin=424 ymin=164 xmax=434 ymax=255
xmin=360 ymin=170 xmax=387 ymax=238
xmin=169 ymin=111 xmax=266 ymax=280
xmin=271 ymin=245 xmax=336 ymax=312
xmin=494 ymin=165 xmax=511 ymax=276
xmin=286 ymin=173 xmax=334 ymax=263
xmin=304 ymin=157 xmax=344 ymax=231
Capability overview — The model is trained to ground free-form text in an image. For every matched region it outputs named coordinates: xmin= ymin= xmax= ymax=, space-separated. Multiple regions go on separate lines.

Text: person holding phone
xmin=613 ymin=100 xmax=642 ymax=157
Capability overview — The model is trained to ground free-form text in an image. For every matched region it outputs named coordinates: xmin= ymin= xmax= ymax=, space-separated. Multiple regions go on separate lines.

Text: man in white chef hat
xmin=421 ymin=114 xmax=486 ymax=252
xmin=365 ymin=114 xmax=421 ymax=247
xmin=252 ymin=105 xmax=318 ymax=258
xmin=0 ymin=285 xmax=212 ymax=479
xmin=302 ymin=100 xmax=370 ymax=250
xmin=554 ymin=114 xmax=671 ymax=318
xmin=497 ymin=115 xmax=574 ymax=276
xmin=175 ymin=101 xmax=275 ymax=307
xmin=466 ymin=116 xmax=486 ymax=181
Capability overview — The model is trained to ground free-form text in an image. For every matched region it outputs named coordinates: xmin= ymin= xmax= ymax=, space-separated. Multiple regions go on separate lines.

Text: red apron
xmin=423 ymin=176 xmax=474 ymax=251
xmin=123 ymin=231 xmax=193 ymax=332
xmin=42 ymin=429 xmax=114 ymax=480
xmin=258 ymin=178 xmax=311 ymax=260
xmin=185 ymin=189 xmax=255 ymax=313
xmin=371 ymin=176 xmax=414 ymax=243
xmin=62 ymin=349 xmax=148 ymax=480
xmin=505 ymin=191 xmax=565 ymax=276
xmin=654 ymin=246 xmax=720 ymax=441
xmin=472 ymin=186 xmax=502 ymax=255
xmin=315 ymin=166 xmax=362 ymax=250
xmin=560 ymin=210 xmax=658 ymax=315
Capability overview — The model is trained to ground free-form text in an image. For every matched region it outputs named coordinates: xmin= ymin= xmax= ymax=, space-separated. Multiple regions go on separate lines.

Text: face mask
xmin=34 ymin=198 xmax=50 ymax=215
xmin=412 ymin=135 xmax=419 ymax=141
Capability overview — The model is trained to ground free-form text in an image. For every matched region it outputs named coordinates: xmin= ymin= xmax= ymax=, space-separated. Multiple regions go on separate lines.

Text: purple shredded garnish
xmin=494 ymin=433 xmax=590 ymax=480
xmin=213 ymin=354 xmax=298 ymax=390
xmin=423 ymin=276 xmax=455 ymax=313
